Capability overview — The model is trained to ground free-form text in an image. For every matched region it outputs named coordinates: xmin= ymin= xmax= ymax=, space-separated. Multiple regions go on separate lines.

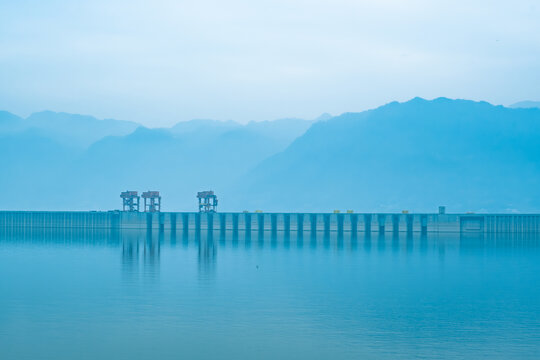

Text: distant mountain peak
xmin=27 ymin=110 xmax=139 ymax=125
xmin=29 ymin=110 xmax=91 ymax=120
xmin=0 ymin=110 xmax=22 ymax=122
xmin=0 ymin=110 xmax=140 ymax=148
xmin=314 ymin=113 xmax=332 ymax=122
xmin=510 ymin=101 xmax=540 ymax=109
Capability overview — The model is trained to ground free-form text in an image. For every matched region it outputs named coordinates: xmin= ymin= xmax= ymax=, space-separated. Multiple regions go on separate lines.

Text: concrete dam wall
xmin=1 ymin=211 xmax=540 ymax=235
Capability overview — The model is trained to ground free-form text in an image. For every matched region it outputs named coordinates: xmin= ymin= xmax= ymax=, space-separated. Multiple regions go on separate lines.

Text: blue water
xmin=1 ymin=230 xmax=540 ymax=359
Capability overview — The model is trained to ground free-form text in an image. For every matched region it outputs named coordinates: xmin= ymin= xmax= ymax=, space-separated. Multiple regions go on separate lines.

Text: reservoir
xmin=1 ymin=229 xmax=539 ymax=359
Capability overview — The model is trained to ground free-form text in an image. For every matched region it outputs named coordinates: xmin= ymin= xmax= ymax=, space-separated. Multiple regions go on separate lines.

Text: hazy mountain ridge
xmin=0 ymin=111 xmax=315 ymax=210
xmin=71 ymin=119 xmax=312 ymax=210
xmin=1 ymin=100 xmax=539 ymax=212
xmin=230 ymin=98 xmax=540 ymax=212
xmin=0 ymin=110 xmax=140 ymax=148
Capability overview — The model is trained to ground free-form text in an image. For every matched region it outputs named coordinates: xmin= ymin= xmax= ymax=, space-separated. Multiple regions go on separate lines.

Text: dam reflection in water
xmin=2 ymin=226 xmax=540 ymax=282
xmin=113 ymin=228 xmax=540 ymax=281
xmin=121 ymin=230 xmax=221 ymax=280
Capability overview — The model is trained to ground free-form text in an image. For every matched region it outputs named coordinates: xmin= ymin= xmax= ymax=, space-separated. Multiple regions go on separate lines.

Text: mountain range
xmin=1 ymin=98 xmax=539 ymax=212
xmin=0 ymin=111 xmax=314 ymax=210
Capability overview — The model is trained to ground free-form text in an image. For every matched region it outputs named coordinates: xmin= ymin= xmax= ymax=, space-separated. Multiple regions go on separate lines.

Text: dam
xmin=1 ymin=211 xmax=540 ymax=235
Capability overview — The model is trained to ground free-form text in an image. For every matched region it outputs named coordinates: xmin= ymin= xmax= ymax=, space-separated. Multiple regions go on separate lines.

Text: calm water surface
xmin=1 ymin=230 xmax=539 ymax=359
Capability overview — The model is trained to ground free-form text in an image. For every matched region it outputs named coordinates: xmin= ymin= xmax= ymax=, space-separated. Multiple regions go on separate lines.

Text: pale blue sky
xmin=1 ymin=0 xmax=539 ymax=126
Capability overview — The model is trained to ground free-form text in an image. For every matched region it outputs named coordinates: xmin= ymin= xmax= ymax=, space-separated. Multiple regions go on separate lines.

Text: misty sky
xmin=1 ymin=0 xmax=539 ymax=126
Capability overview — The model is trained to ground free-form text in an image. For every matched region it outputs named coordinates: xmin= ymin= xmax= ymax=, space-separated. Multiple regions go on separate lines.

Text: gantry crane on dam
xmin=120 ymin=191 xmax=140 ymax=212
xmin=142 ymin=191 xmax=161 ymax=212
xmin=120 ymin=190 xmax=161 ymax=212
xmin=197 ymin=191 xmax=218 ymax=213
xmin=120 ymin=190 xmax=218 ymax=213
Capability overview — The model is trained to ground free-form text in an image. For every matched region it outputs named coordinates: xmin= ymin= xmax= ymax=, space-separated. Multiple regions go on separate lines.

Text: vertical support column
xmin=310 ymin=214 xmax=317 ymax=233
xmin=170 ymin=213 xmax=177 ymax=244
xmin=182 ymin=213 xmax=189 ymax=235
xmin=421 ymin=214 xmax=428 ymax=235
xmin=364 ymin=214 xmax=372 ymax=235
xmin=207 ymin=212 xmax=214 ymax=232
xmin=257 ymin=213 xmax=265 ymax=242
xmin=284 ymin=214 xmax=291 ymax=234
xmin=392 ymin=214 xmax=399 ymax=235
xmin=111 ymin=211 xmax=121 ymax=240
xmin=283 ymin=213 xmax=291 ymax=243
xmin=195 ymin=212 xmax=201 ymax=237
xmin=257 ymin=213 xmax=265 ymax=235
xmin=378 ymin=214 xmax=386 ymax=234
xmin=271 ymin=214 xmax=277 ymax=236
xmin=296 ymin=213 xmax=304 ymax=239
xmin=350 ymin=214 xmax=358 ymax=238
xmin=297 ymin=214 xmax=304 ymax=238
xmin=337 ymin=213 xmax=344 ymax=236
xmin=159 ymin=212 xmax=165 ymax=233
xmin=232 ymin=213 xmax=239 ymax=234
xmin=146 ymin=212 xmax=153 ymax=237
xmin=170 ymin=213 xmax=177 ymax=237
xmin=323 ymin=214 xmax=330 ymax=237
xmin=219 ymin=213 xmax=226 ymax=236
xmin=406 ymin=214 xmax=413 ymax=235
xmin=245 ymin=213 xmax=252 ymax=233
xmin=158 ymin=219 xmax=164 ymax=244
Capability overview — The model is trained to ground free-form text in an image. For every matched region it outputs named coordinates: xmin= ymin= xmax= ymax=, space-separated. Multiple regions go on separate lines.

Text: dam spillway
xmin=1 ymin=211 xmax=540 ymax=235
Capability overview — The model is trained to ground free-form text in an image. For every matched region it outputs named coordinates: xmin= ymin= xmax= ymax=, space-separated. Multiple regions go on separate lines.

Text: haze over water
xmin=1 ymin=231 xmax=539 ymax=359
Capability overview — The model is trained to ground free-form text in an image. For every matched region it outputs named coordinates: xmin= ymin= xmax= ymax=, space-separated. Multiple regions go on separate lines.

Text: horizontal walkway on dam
xmin=1 ymin=211 xmax=540 ymax=234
